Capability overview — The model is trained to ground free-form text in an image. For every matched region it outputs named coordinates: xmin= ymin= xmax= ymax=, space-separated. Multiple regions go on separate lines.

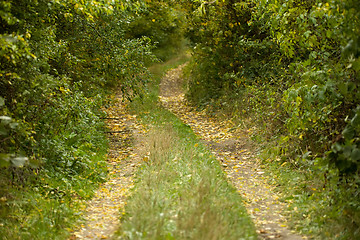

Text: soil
xmin=69 ymin=93 xmax=147 ymax=240
xmin=159 ymin=64 xmax=307 ymax=240
xmin=70 ymin=63 xmax=307 ymax=240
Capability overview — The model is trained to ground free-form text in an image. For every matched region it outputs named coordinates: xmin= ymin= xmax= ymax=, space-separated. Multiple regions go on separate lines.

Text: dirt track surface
xmin=159 ymin=64 xmax=306 ymax=240
xmin=70 ymin=94 xmax=146 ymax=239
xmin=69 ymin=64 xmax=306 ymax=240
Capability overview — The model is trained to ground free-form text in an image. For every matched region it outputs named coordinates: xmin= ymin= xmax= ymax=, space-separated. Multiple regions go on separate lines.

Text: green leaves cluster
xmin=0 ymin=0 xmax=156 ymax=238
xmin=182 ymin=0 xmax=360 ymax=238
xmin=1 ymin=0 xmax=154 ymax=167
xmin=329 ymin=107 xmax=360 ymax=174
xmin=123 ymin=0 xmax=187 ymax=61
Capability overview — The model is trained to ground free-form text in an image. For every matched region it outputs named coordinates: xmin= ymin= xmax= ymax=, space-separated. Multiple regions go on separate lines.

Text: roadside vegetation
xmin=0 ymin=1 xmax=158 ymax=238
xmin=0 ymin=0 xmax=189 ymax=238
xmin=181 ymin=0 xmax=360 ymax=238
xmin=1 ymin=0 xmax=359 ymax=239
xmin=114 ymin=55 xmax=257 ymax=239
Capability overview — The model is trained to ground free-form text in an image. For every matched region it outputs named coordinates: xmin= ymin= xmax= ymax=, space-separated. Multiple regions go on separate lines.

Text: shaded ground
xmin=69 ymin=63 xmax=307 ymax=240
xmin=69 ymin=93 xmax=147 ymax=239
xmin=159 ymin=64 xmax=306 ymax=240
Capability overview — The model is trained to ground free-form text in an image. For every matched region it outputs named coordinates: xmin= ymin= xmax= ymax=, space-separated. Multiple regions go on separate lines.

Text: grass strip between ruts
xmin=114 ymin=57 xmax=257 ymax=239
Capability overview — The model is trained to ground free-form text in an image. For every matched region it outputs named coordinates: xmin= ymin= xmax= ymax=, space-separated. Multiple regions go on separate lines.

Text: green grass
xmin=114 ymin=54 xmax=257 ymax=239
xmin=260 ymin=152 xmax=360 ymax=240
xmin=0 ymin=138 xmax=108 ymax=240
xmin=181 ymin=55 xmax=360 ymax=239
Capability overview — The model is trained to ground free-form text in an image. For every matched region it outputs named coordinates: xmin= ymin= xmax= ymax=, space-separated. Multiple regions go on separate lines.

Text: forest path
xmin=159 ymin=64 xmax=306 ymax=240
xmin=70 ymin=93 xmax=147 ymax=239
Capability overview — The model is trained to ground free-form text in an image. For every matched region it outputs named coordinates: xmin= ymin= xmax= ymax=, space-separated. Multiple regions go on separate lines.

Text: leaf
xmin=351 ymin=149 xmax=360 ymax=162
xmin=0 ymin=124 xmax=8 ymax=135
xmin=342 ymin=125 xmax=355 ymax=140
xmin=338 ymin=82 xmax=348 ymax=96
xmin=331 ymin=142 xmax=342 ymax=153
xmin=9 ymin=122 xmax=19 ymax=129
xmin=326 ymin=30 xmax=332 ymax=38
xmin=302 ymin=151 xmax=312 ymax=159
xmin=0 ymin=116 xmax=12 ymax=123
xmin=11 ymin=156 xmax=28 ymax=167
xmin=304 ymin=30 xmax=311 ymax=38
xmin=352 ymin=58 xmax=360 ymax=71
xmin=343 ymin=145 xmax=352 ymax=158
xmin=0 ymin=153 xmax=11 ymax=167
xmin=351 ymin=113 xmax=360 ymax=127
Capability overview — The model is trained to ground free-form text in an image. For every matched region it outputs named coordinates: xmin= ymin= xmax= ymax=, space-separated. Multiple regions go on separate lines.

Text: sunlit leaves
xmin=0 ymin=1 xmax=157 ymax=238
xmin=183 ymin=0 xmax=360 ymax=237
xmin=328 ymin=107 xmax=360 ymax=174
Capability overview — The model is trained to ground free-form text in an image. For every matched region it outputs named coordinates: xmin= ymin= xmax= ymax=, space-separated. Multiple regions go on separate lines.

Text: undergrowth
xmin=1 ymin=1 xmax=161 ymax=239
xmin=180 ymin=0 xmax=360 ymax=238
xmin=114 ymin=55 xmax=257 ymax=239
xmin=183 ymin=68 xmax=360 ymax=239
xmin=261 ymin=150 xmax=360 ymax=239
xmin=0 ymin=140 xmax=108 ymax=240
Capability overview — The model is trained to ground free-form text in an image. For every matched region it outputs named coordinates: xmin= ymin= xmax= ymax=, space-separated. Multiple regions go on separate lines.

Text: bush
xmin=0 ymin=0 xmax=156 ymax=238
xmin=182 ymin=0 xmax=360 ymax=237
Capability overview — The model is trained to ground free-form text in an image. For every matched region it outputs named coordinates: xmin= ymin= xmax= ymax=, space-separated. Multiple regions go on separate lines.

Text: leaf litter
xmin=159 ymin=64 xmax=308 ymax=240
xmin=69 ymin=63 xmax=309 ymax=240
xmin=69 ymin=92 xmax=147 ymax=239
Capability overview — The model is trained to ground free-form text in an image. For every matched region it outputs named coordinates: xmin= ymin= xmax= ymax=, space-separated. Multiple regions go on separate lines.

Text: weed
xmin=114 ymin=56 xmax=257 ymax=239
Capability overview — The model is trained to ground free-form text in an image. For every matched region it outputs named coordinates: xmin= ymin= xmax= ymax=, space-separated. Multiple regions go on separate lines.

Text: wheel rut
xmin=159 ymin=64 xmax=307 ymax=240
xmin=69 ymin=93 xmax=146 ymax=239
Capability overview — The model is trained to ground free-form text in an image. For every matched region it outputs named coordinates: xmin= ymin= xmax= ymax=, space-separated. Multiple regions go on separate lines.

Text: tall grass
xmin=114 ymin=55 xmax=257 ymax=239
xmin=0 ymin=129 xmax=108 ymax=240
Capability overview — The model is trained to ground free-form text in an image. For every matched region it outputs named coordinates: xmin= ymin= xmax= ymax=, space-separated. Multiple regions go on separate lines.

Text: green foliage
xmin=124 ymin=0 xmax=188 ymax=61
xmin=116 ymin=57 xmax=256 ymax=239
xmin=0 ymin=0 xmax=157 ymax=238
xmin=182 ymin=0 xmax=360 ymax=238
xmin=328 ymin=106 xmax=360 ymax=174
